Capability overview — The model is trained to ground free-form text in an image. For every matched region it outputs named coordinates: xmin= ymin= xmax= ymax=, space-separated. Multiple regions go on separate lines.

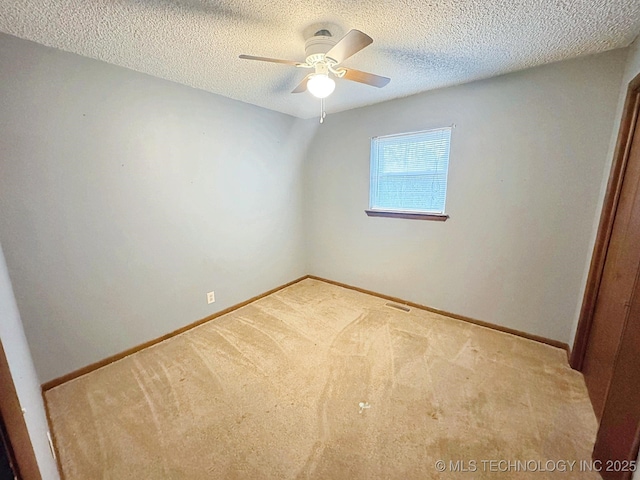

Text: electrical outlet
xmin=207 ymin=291 xmax=215 ymax=304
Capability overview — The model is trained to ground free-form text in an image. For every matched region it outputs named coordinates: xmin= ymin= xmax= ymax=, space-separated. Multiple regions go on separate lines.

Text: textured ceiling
xmin=1 ymin=0 xmax=639 ymax=119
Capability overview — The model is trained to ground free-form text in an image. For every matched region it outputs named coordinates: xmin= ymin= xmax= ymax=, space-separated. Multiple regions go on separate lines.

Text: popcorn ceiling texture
xmin=1 ymin=0 xmax=639 ymax=118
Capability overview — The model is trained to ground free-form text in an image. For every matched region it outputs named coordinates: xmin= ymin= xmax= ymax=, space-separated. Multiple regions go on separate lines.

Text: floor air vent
xmin=385 ymin=302 xmax=410 ymax=312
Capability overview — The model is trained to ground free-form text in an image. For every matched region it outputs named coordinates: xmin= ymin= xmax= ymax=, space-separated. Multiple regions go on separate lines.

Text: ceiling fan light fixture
xmin=307 ymin=73 xmax=335 ymax=98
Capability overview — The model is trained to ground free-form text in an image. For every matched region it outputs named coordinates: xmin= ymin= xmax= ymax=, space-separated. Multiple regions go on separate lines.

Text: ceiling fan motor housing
xmin=305 ymin=31 xmax=337 ymax=65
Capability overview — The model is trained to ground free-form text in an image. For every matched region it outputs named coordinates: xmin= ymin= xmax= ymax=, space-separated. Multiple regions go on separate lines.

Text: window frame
xmin=366 ymin=127 xmax=451 ymax=221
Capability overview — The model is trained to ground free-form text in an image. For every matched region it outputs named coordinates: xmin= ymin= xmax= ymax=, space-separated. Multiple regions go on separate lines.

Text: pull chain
xmin=320 ymin=97 xmax=326 ymax=124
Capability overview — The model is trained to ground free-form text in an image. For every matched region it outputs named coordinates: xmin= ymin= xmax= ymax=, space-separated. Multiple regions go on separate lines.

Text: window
xmin=367 ymin=127 xmax=451 ymax=220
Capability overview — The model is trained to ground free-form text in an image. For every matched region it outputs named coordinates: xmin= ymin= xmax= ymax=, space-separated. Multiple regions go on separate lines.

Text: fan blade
xmin=325 ymin=29 xmax=373 ymax=64
xmin=239 ymin=54 xmax=303 ymax=67
xmin=291 ymin=74 xmax=311 ymax=93
xmin=340 ymin=68 xmax=390 ymax=88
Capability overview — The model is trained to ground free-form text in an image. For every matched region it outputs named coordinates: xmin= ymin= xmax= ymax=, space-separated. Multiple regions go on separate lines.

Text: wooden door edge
xmin=571 ymin=73 xmax=640 ymax=371
xmin=0 ymin=340 xmax=42 ymax=479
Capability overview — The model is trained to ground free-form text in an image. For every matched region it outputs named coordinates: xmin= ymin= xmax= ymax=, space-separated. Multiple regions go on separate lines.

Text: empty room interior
xmin=2 ymin=0 xmax=640 ymax=479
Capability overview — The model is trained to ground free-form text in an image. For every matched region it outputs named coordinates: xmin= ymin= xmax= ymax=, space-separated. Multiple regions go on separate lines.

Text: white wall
xmin=0 ymin=243 xmax=60 ymax=479
xmin=0 ymin=33 xmax=316 ymax=383
xmin=304 ymin=50 xmax=627 ymax=344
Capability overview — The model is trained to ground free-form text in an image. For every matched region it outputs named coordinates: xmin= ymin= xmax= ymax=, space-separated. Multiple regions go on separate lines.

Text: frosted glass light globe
xmin=307 ymin=74 xmax=336 ymax=98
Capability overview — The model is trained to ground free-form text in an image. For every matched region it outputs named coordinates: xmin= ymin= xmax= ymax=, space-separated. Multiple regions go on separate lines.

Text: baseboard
xmin=42 ymin=273 xmax=571 ymax=391
xmin=41 ymin=275 xmax=310 ymax=391
xmin=308 ymin=275 xmax=571 ymax=357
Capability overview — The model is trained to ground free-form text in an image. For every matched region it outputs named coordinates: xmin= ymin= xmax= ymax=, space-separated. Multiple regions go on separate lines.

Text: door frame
xmin=591 ymin=267 xmax=640 ymax=478
xmin=0 ymin=339 xmax=42 ymax=479
xmin=571 ymin=72 xmax=640 ymax=370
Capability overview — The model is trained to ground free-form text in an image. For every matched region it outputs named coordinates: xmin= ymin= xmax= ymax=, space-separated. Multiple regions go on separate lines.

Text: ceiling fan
xmin=239 ymin=28 xmax=390 ymax=99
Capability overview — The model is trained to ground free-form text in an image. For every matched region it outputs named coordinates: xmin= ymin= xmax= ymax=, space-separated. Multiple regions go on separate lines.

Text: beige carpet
xmin=45 ymin=278 xmax=598 ymax=479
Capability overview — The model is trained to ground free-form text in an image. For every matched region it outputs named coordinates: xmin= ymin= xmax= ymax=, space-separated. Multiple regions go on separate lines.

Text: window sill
xmin=365 ymin=210 xmax=449 ymax=221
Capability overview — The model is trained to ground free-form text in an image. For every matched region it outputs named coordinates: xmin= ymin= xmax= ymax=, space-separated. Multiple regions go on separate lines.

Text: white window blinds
xmin=369 ymin=127 xmax=452 ymax=214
